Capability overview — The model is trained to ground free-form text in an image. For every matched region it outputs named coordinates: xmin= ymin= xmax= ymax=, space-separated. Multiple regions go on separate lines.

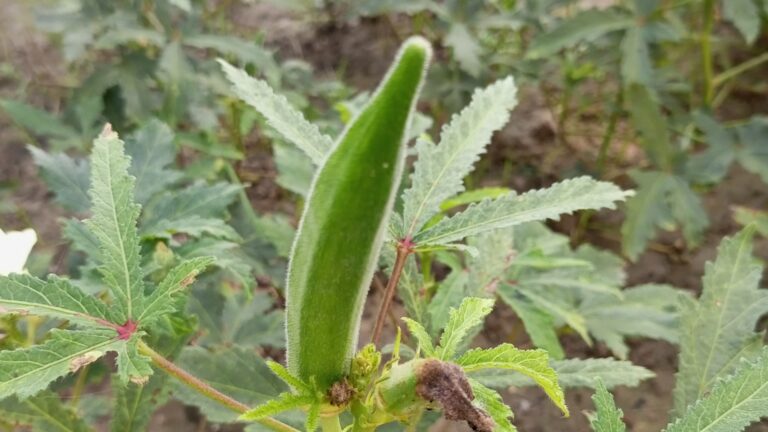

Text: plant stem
xmin=700 ymin=0 xmax=716 ymax=106
xmin=713 ymin=50 xmax=768 ymax=87
xmin=320 ymin=415 xmax=343 ymax=432
xmin=138 ymin=342 xmax=299 ymax=432
xmin=596 ymin=90 xmax=623 ymax=175
xmin=371 ymin=246 xmax=411 ymax=346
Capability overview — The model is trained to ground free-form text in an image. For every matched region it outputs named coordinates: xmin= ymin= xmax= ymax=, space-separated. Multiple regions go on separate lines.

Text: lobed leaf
xmin=468 ymin=379 xmax=516 ymax=432
xmin=438 ymin=297 xmax=494 ymax=361
xmin=86 ymin=126 xmax=145 ymax=322
xmin=399 ymin=76 xmax=517 ymax=239
xmin=673 ymin=227 xmax=768 ymax=415
xmin=0 ymin=329 xmax=122 ymax=400
xmin=124 ymin=119 xmax=182 ymax=205
xmin=589 ymin=380 xmax=626 ymax=432
xmin=472 ymin=357 xmax=654 ymax=390
xmin=219 ymin=59 xmax=333 ymax=165
xmin=138 ymin=256 xmax=214 ymax=325
xmin=29 ymin=147 xmax=91 ymax=213
xmin=0 ymin=273 xmax=113 ymax=327
xmin=402 ymin=317 xmax=436 ymax=357
xmin=666 ymin=346 xmax=768 ymax=432
xmin=415 ymin=177 xmax=632 ymax=246
xmin=457 ymin=344 xmax=568 ymax=416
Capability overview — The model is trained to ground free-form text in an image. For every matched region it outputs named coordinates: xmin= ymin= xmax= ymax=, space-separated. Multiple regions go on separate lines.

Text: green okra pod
xmin=286 ymin=37 xmax=432 ymax=390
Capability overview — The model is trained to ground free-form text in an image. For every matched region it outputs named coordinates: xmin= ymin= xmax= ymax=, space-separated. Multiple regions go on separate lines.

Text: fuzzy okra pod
xmin=286 ymin=37 xmax=432 ymax=389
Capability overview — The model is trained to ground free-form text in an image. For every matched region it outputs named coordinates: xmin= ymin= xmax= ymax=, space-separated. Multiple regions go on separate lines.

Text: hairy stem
xmin=371 ymin=246 xmax=411 ymax=346
xmin=138 ymin=342 xmax=298 ymax=432
xmin=320 ymin=415 xmax=343 ymax=432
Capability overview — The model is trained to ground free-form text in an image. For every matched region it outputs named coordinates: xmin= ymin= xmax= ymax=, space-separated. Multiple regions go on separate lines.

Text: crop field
xmin=0 ymin=1 xmax=767 ymax=431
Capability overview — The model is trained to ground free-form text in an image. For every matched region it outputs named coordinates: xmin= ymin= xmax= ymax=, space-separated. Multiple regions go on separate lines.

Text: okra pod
xmin=286 ymin=37 xmax=432 ymax=389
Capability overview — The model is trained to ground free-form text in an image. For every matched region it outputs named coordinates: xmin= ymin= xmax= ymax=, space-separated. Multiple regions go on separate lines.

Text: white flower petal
xmin=0 ymin=228 xmax=38 ymax=275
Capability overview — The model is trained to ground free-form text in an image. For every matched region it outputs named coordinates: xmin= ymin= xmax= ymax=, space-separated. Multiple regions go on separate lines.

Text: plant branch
xmin=371 ymin=244 xmax=412 ymax=346
xmin=700 ymin=0 xmax=716 ymax=106
xmin=320 ymin=414 xmax=343 ymax=432
xmin=138 ymin=342 xmax=299 ymax=432
xmin=713 ymin=50 xmax=768 ymax=87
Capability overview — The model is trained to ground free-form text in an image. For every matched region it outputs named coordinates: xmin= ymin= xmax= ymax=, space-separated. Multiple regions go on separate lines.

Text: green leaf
xmin=445 ymin=23 xmax=482 ymax=76
xmin=621 ymin=171 xmax=707 ymax=260
xmin=0 ymin=273 xmax=113 ymax=327
xmin=138 ymin=256 xmax=214 ymax=325
xmin=0 ymin=99 xmax=79 ymax=141
xmin=219 ymin=60 xmax=333 ymax=165
xmin=286 ymin=38 xmax=431 ymax=389
xmin=124 ymin=119 xmax=182 ymax=205
xmin=415 ymin=177 xmax=632 ymax=246
xmin=427 ymin=270 xmax=469 ymax=336
xmin=723 ymin=0 xmax=762 ymax=44
xmin=185 ymin=35 xmax=277 ymax=77
xmin=503 ymin=296 xmax=564 ymax=359
xmin=666 ymin=346 xmax=768 ymax=432
xmin=527 ymin=9 xmax=633 ymax=58
xmin=438 ymin=297 xmax=494 ymax=360
xmin=735 ymin=116 xmax=768 ymax=183
xmin=29 ymin=147 xmax=91 ymax=213
xmin=402 ymin=317 xmax=436 ymax=357
xmin=174 ymin=346 xmax=289 ymax=423
xmin=624 ymin=84 xmax=673 ymax=170
xmin=239 ymin=392 xmax=314 ymax=422
xmin=581 ymin=284 xmax=682 ymax=359
xmin=188 ymin=288 xmax=285 ymax=349
xmin=468 ymin=379 xmax=516 ymax=432
xmin=589 ymin=380 xmax=626 ymax=432
xmin=141 ymin=182 xmax=241 ymax=235
xmin=685 ymin=111 xmax=735 ymax=185
xmin=620 ymin=26 xmax=653 ymax=87
xmin=439 ymin=187 xmax=511 ymax=211
xmin=0 ymin=391 xmax=93 ymax=432
xmin=399 ymin=77 xmax=517 ymax=239
xmin=274 ymin=142 xmax=314 ymax=197
xmin=86 ymin=126 xmax=145 ymax=323
xmin=110 ymin=372 xmax=167 ymax=432
xmin=732 ymin=206 xmax=768 ymax=236
xmin=114 ymin=336 xmax=153 ymax=384
xmin=140 ymin=215 xmax=241 ymax=241
xmin=472 ymin=358 xmax=654 ymax=390
xmin=673 ymin=228 xmax=768 ymax=415
xmin=0 ymin=329 xmax=122 ymax=400
xmin=457 ymin=344 xmax=568 ymax=416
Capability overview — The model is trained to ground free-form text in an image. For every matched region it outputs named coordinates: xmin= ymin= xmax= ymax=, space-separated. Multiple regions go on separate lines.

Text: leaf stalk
xmin=372 ymin=241 xmax=413 ymax=346
xmin=137 ymin=341 xmax=298 ymax=432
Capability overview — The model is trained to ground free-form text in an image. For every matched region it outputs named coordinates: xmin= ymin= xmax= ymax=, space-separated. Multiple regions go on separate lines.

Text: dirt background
xmin=1 ymin=1 xmax=768 ymax=431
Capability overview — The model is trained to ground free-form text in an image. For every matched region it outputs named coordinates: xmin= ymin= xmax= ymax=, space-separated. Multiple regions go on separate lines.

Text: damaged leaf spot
xmin=328 ymin=378 xmax=355 ymax=406
xmin=416 ymin=359 xmax=494 ymax=432
xmin=69 ymin=351 xmax=103 ymax=372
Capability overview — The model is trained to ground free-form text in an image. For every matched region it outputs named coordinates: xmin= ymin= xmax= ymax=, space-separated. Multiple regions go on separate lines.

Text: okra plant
xmin=590 ymin=227 xmax=768 ymax=432
xmin=0 ymin=37 xmax=649 ymax=431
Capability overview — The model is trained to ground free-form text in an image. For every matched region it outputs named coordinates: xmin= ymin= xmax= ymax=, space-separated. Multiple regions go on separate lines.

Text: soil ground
xmin=1 ymin=1 xmax=767 ymax=431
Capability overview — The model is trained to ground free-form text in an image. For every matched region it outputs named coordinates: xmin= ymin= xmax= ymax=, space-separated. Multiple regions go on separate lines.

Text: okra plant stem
xmin=137 ymin=342 xmax=298 ymax=432
xmin=320 ymin=415 xmax=343 ymax=432
xmin=700 ymin=0 xmax=715 ymax=106
xmin=371 ymin=244 xmax=412 ymax=346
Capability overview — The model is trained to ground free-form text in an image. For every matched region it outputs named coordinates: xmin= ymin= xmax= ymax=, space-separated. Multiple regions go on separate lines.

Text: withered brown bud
xmin=415 ymin=359 xmax=495 ymax=432
xmin=328 ymin=378 xmax=356 ymax=406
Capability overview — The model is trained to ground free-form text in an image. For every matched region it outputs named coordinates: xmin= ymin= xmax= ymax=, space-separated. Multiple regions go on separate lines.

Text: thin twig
xmin=138 ymin=342 xmax=299 ymax=432
xmin=371 ymin=245 xmax=411 ymax=346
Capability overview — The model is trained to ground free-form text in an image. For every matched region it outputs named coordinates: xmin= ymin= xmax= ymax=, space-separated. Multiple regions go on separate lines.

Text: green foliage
xmin=673 ymin=227 xmax=768 ymax=415
xmin=588 ymin=380 xmax=625 ymax=432
xmin=0 ymin=391 xmax=93 ymax=432
xmin=397 ymin=76 xmax=518 ymax=240
xmin=665 ymin=346 xmax=768 ymax=432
